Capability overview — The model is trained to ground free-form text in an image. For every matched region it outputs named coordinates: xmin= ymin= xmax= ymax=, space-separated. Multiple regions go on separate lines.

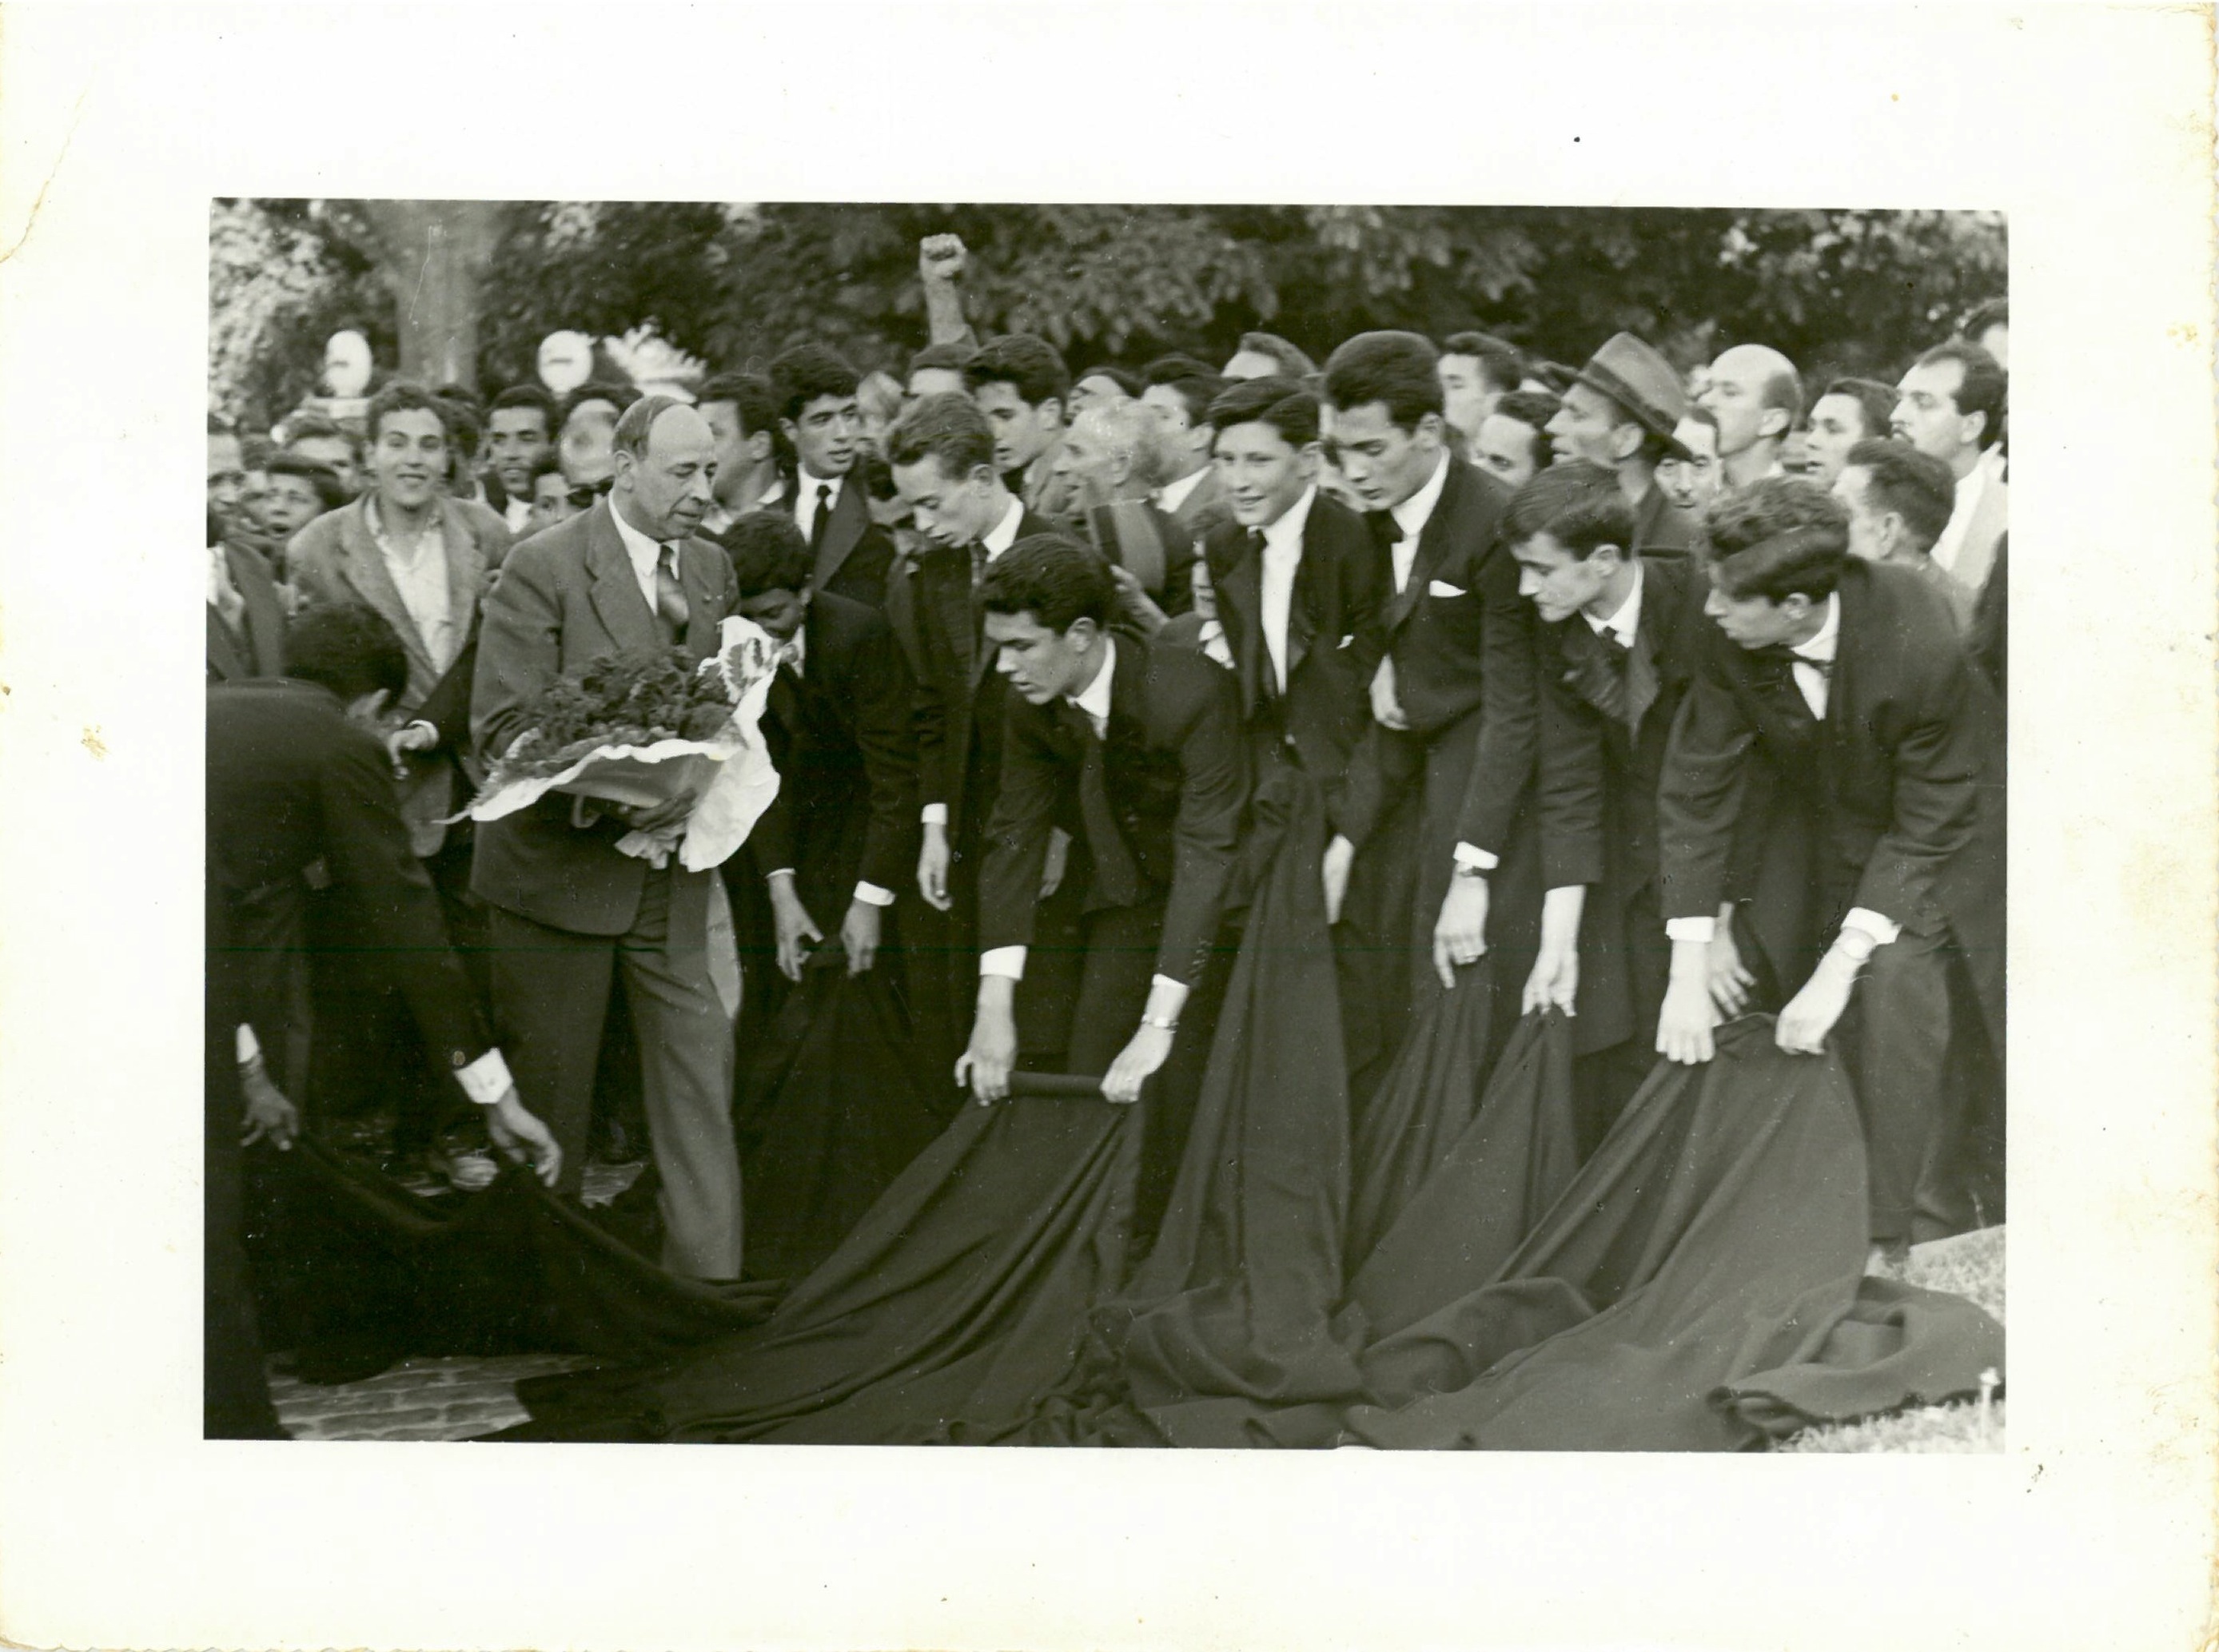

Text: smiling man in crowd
xmin=484 ymin=384 xmax=559 ymax=535
xmin=768 ymin=344 xmax=895 ymax=609
xmin=471 ymin=396 xmax=746 ymax=1280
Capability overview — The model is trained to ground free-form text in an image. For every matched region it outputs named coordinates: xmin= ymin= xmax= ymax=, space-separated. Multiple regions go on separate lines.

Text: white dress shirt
xmin=1663 ymin=592 xmax=1899 ymax=949
xmin=504 ymin=496 xmax=535 ymax=535
xmin=920 ymin=496 xmax=1029 ymax=829
xmin=1154 ymin=464 xmax=1209 ymax=516
xmin=608 ymin=499 xmax=676 ymax=613
xmin=1386 ymin=451 xmax=1451 ymax=593
xmin=763 ymin=627 xmax=895 ymax=910
xmin=978 ymin=637 xmax=1177 ymax=996
xmin=1584 ymin=560 xmax=1645 ymax=649
xmin=1930 ymin=458 xmax=1988 ymax=578
xmin=367 ymin=496 xmax=459 ymax=671
xmin=795 ymin=470 xmax=843 ymax=542
xmin=235 ymin=1021 xmax=512 ymax=1105
xmin=1258 ymin=485 xmax=1317 ymax=691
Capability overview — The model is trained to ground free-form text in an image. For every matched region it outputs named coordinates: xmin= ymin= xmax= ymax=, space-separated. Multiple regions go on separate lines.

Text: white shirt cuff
xmin=922 ymin=803 xmax=949 ymax=826
xmin=456 ymin=1047 xmax=513 ymax=1106
xmin=235 ymin=1023 xmax=261 ymax=1064
xmin=1150 ymin=973 xmax=1186 ymax=995
xmin=980 ymin=945 xmax=1027 ymax=980
xmin=855 ymin=881 xmax=895 ymax=907
xmin=765 ymin=867 xmax=796 ymax=884
xmin=1665 ymin=916 xmax=1717 ymax=944
xmin=1453 ymin=842 xmax=1499 ymax=873
xmin=1842 ymin=908 xmax=1902 ymax=947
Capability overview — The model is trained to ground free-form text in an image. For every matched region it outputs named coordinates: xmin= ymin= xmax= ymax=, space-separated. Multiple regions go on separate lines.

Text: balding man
xmin=471 ymin=396 xmax=746 ymax=1280
xmin=1052 ymin=400 xmax=1199 ymax=619
xmin=1698 ymin=344 xmax=1803 ymax=492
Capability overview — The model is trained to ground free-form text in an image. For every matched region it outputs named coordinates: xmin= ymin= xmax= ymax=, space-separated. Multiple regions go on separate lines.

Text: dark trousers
xmin=1838 ymin=911 xmax=1954 ymax=1247
xmin=485 ymin=865 xmax=742 ymax=1279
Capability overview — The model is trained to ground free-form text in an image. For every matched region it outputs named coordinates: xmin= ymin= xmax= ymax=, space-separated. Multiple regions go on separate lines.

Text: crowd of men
xmin=205 ymin=233 xmax=2007 ymax=1434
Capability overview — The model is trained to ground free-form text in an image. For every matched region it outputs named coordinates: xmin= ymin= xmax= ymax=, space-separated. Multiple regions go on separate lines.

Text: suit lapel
xmin=812 ymin=479 xmax=866 ymax=591
xmin=1382 ymin=464 xmax=1458 ymax=635
xmin=435 ymin=499 xmax=485 ymax=658
xmin=337 ymin=500 xmax=438 ymax=687
xmin=584 ymin=503 xmax=663 ymax=655
xmin=1218 ymin=537 xmax=1266 ymax=715
xmin=207 ymin=604 xmax=248 ymax=679
xmin=677 ymin=535 xmax=721 ymax=655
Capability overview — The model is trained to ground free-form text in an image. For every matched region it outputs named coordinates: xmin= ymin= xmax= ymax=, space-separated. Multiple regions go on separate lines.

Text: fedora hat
xmin=1572 ymin=332 xmax=1693 ymax=460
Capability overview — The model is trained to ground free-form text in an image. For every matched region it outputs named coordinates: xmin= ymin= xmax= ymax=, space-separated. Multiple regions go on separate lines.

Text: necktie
xmin=655 ymin=544 xmax=690 ymax=644
xmin=1074 ymin=711 xmax=1142 ymax=909
xmin=1368 ymin=510 xmax=1412 ymax=593
xmin=810 ymin=481 xmax=835 ymax=551
xmin=970 ymin=541 xmax=990 ymax=589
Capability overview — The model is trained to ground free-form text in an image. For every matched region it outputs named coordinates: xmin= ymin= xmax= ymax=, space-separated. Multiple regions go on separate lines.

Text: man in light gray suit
xmin=470 ymin=396 xmax=746 ymax=1280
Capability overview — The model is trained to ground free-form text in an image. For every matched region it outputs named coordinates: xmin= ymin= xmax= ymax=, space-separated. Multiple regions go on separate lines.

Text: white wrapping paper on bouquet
xmin=463 ymin=616 xmax=783 ymax=873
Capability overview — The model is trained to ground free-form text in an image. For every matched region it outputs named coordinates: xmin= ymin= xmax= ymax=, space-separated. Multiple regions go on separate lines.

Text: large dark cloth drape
xmin=735 ymin=946 xmax=955 ymax=1284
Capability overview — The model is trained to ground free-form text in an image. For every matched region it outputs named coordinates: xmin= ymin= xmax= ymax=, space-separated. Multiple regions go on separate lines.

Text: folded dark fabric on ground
xmin=250 ymin=1135 xmax=777 ymax=1377
xmin=736 ymin=945 xmax=954 ymax=1284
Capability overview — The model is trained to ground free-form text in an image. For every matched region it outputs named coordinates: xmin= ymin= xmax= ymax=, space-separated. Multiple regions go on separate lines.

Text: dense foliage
xmin=502 ymin=647 xmax=738 ymax=774
xmin=212 ymin=201 xmax=2005 ymax=430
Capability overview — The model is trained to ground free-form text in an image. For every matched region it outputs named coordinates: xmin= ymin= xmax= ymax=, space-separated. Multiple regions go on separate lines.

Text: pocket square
xmin=1427 ymin=579 xmax=1468 ymax=598
xmin=1337 ymin=633 xmax=1356 ymax=649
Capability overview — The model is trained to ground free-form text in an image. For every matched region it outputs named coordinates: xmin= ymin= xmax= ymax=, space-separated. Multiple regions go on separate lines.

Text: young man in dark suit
xmin=1655 ymin=477 xmax=2006 ymax=1263
xmin=1506 ymin=462 xmax=1718 ymax=1153
xmin=1141 ymin=354 xmax=1235 ymax=543
xmin=960 ymin=536 xmax=1247 ymax=1105
xmin=964 ymin=334 xmax=1078 ymax=524
xmin=766 ymin=344 xmax=896 ymax=610
xmin=1321 ymin=331 xmax=1539 ymax=1073
xmin=470 ymin=397 xmax=747 ymax=1280
xmin=717 ymin=512 xmax=918 ymax=1038
xmin=1197 ymin=376 xmax=1384 ymax=822
xmin=207 ymin=603 xmax=560 ymax=1430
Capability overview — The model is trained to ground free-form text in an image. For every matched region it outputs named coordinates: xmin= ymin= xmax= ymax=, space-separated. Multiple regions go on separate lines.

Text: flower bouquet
xmin=462 ymin=616 xmax=783 ymax=871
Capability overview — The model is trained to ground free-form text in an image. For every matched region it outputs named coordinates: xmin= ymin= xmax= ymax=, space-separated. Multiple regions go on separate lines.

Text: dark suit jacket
xmin=978 ymin=633 xmax=1248 ymax=986
xmin=1162 ymin=464 xmax=1236 ymax=543
xmin=1341 ymin=454 xmax=1536 ymax=862
xmin=289 ymin=492 xmax=513 ymax=855
xmin=207 ymin=539 xmax=288 ymax=682
xmin=886 ymin=504 xmax=1059 ymax=842
xmin=208 ymin=678 xmax=491 ymax=1073
xmin=773 ymin=471 xmax=897 ymax=610
xmin=1203 ymin=488 xmax=1385 ymax=830
xmin=1532 ymin=556 xmax=1712 ymax=1049
xmin=744 ymin=591 xmax=918 ymax=918
xmin=1631 ymin=480 xmax=1699 ymax=561
xmin=468 ymin=500 xmax=739 ymax=936
xmin=1658 ymin=557 xmax=2004 ymax=1040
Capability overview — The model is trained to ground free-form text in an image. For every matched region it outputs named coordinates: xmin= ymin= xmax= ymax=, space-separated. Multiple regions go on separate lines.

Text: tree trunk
xmin=357 ymin=201 xmax=503 ymax=392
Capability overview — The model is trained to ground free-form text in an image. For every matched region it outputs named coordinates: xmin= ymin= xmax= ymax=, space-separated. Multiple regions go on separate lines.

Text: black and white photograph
xmin=204 ymin=198 xmax=2010 ymax=1451
xmin=4 ymin=7 xmax=2213 ymax=1650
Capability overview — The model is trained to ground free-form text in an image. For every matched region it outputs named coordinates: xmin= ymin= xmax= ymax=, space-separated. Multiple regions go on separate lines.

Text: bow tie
xmin=1754 ymin=644 xmax=1832 ymax=677
xmin=1366 ymin=511 xmax=1404 ymax=549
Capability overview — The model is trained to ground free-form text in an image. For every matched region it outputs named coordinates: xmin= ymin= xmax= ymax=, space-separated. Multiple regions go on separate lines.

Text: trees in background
xmin=210 ymin=201 xmax=2005 ymax=432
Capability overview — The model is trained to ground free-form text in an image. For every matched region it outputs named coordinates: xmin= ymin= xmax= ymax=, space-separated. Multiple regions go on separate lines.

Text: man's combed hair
xmin=1492 ymin=389 xmax=1563 ymax=469
xmin=1142 ymin=354 xmax=1229 ymax=429
xmin=561 ymin=380 xmax=639 ymax=426
xmin=723 ymin=510 xmax=815 ymax=598
xmin=283 ymin=601 xmax=410 ymax=703
xmin=964 ymin=334 xmax=1072 ymax=410
xmin=612 ymin=394 xmax=687 ymax=457
xmin=978 ymin=534 xmax=1116 ymax=633
xmin=886 ymin=392 xmax=997 ymax=479
xmin=1322 ymin=331 xmax=1445 ymax=431
xmin=1705 ymin=476 xmax=1851 ymax=603
xmin=1206 ymin=376 xmax=1319 ymax=449
xmin=1913 ymin=339 xmax=2007 ymax=450
xmin=284 ymin=412 xmax=361 ymax=459
xmin=365 ymin=380 xmax=452 ymax=446
xmin=264 ymin=452 xmax=349 ymax=514
xmin=1959 ymin=296 xmax=2007 ymax=338
xmin=490 ymin=383 xmax=559 ymax=428
xmin=1442 ymin=331 xmax=1526 ymax=396
xmin=1504 ymin=460 xmax=1634 ymax=555
xmin=1237 ymin=331 xmax=1317 ymax=379
xmin=768 ymin=344 xmax=861 ymax=423
xmin=1819 ymin=377 xmax=1898 ymax=441
xmin=698 ymin=370 xmax=790 ymax=472
xmin=1844 ymin=437 xmax=1956 ymax=555
xmin=1078 ymin=364 xmax=1142 ymax=399
xmin=907 ymin=340 xmax=977 ymax=376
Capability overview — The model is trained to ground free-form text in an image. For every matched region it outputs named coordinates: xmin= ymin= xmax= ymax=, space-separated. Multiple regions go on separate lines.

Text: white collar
xmin=1388 ymin=451 xmax=1452 ymax=541
xmin=801 ymin=468 xmax=843 ymax=500
xmin=1791 ymin=591 xmax=1842 ymax=665
xmin=1583 ymin=560 xmax=1645 ymax=648
xmin=981 ymin=493 xmax=1026 ymax=559
xmin=1260 ymin=484 xmax=1317 ymax=559
xmin=1954 ymin=460 xmax=1987 ymax=507
xmin=1155 ymin=464 xmax=1209 ymax=513
xmin=760 ymin=477 xmax=788 ymax=508
xmin=1069 ymin=634 xmax=1117 ymax=727
xmin=609 ymin=499 xmax=672 ymax=584
xmin=365 ymin=493 xmax=442 ymax=550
